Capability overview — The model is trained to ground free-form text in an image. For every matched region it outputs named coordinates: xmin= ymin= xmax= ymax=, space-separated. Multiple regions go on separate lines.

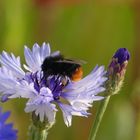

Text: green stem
xmin=89 ymin=96 xmax=111 ymax=140
xmin=29 ymin=124 xmax=48 ymax=140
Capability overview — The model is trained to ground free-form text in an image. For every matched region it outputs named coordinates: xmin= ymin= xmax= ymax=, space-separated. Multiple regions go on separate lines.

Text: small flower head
xmin=0 ymin=43 xmax=107 ymax=127
xmin=0 ymin=107 xmax=17 ymax=140
xmin=107 ymin=48 xmax=130 ymax=95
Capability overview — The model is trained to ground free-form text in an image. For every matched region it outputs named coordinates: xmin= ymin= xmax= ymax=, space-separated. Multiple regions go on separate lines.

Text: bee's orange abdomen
xmin=71 ymin=67 xmax=83 ymax=81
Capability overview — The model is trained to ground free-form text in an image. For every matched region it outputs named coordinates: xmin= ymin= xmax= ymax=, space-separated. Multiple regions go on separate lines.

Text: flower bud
xmin=106 ymin=48 xmax=130 ymax=95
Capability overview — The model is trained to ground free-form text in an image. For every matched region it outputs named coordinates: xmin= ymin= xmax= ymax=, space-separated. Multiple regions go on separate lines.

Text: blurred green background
xmin=0 ymin=0 xmax=140 ymax=140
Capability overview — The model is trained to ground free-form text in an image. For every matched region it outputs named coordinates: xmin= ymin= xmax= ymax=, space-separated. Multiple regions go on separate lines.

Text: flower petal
xmin=0 ymin=66 xmax=19 ymax=99
xmin=58 ymin=102 xmax=89 ymax=127
xmin=0 ymin=107 xmax=17 ymax=140
xmin=0 ymin=67 xmax=36 ymax=100
xmin=25 ymin=87 xmax=57 ymax=123
xmin=62 ymin=66 xmax=107 ymax=107
xmin=24 ymin=43 xmax=51 ymax=72
xmin=0 ymin=51 xmax=25 ymax=78
xmin=25 ymin=97 xmax=57 ymax=123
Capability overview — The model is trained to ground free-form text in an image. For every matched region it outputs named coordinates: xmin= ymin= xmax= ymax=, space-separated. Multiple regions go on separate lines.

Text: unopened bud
xmin=106 ymin=48 xmax=130 ymax=95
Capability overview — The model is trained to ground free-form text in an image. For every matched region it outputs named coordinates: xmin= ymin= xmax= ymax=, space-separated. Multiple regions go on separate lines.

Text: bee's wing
xmin=56 ymin=59 xmax=86 ymax=65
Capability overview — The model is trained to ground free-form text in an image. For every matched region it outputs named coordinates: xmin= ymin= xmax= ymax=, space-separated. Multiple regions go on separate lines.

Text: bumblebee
xmin=41 ymin=53 xmax=84 ymax=82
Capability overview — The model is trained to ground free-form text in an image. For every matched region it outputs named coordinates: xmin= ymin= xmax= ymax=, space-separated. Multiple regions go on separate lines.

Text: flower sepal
xmin=29 ymin=112 xmax=56 ymax=140
xmin=31 ymin=112 xmax=55 ymax=131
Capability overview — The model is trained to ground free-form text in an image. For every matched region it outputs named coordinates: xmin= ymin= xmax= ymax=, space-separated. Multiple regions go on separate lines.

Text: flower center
xmin=29 ymin=71 xmax=70 ymax=101
xmin=47 ymin=75 xmax=69 ymax=100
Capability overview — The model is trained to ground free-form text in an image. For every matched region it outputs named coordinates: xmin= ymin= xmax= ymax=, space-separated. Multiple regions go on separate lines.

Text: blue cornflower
xmin=0 ymin=107 xmax=17 ymax=140
xmin=0 ymin=43 xmax=107 ymax=126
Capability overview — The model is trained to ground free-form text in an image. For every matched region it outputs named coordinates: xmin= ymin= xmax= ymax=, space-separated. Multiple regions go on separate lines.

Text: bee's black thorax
xmin=41 ymin=54 xmax=81 ymax=78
